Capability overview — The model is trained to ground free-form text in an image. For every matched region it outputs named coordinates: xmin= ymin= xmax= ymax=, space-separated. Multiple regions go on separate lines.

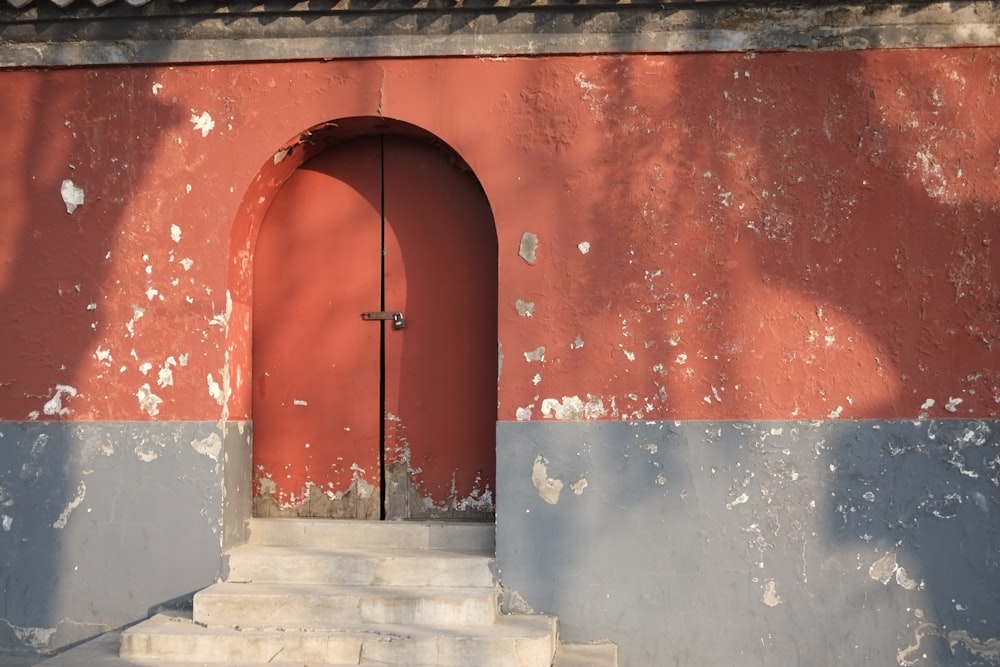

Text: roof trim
xmin=2 ymin=2 xmax=998 ymax=67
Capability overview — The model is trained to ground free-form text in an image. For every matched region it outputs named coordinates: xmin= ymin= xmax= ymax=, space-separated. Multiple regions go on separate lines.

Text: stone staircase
xmin=117 ymin=519 xmax=616 ymax=666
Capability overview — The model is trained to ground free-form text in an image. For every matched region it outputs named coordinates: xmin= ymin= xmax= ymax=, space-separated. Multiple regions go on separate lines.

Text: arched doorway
xmin=252 ymin=132 xmax=498 ymax=520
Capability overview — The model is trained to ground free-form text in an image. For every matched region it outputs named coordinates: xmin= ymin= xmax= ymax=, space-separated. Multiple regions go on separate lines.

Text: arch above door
xmin=249 ymin=125 xmax=498 ymax=520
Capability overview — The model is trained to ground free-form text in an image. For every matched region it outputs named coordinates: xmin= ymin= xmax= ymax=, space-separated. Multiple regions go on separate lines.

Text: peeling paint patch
xmin=869 ymin=550 xmax=898 ymax=584
xmin=519 ymin=232 xmax=538 ymax=264
xmin=571 ymin=335 xmax=584 ymax=350
xmin=570 ymin=477 xmax=588 ymax=495
xmin=725 ymin=492 xmax=749 ymax=509
xmin=515 ymin=405 xmax=533 ymax=421
xmin=136 ymin=383 xmax=163 ymax=417
xmin=947 ymin=630 xmax=1000 ymax=661
xmin=207 ymin=374 xmax=224 ymax=406
xmin=531 ymin=455 xmax=563 ymax=505
xmin=52 ymin=480 xmax=86 ymax=529
xmin=540 ymin=395 xmax=606 ymax=420
xmin=868 ymin=550 xmax=923 ymax=590
xmin=761 ymin=579 xmax=782 ymax=607
xmin=515 ymin=299 xmax=535 ymax=317
xmin=190 ymin=111 xmax=215 ymax=137
xmin=135 ymin=444 xmax=159 ymax=462
xmin=273 ymin=147 xmax=291 ymax=164
xmin=191 ymin=433 xmax=222 ymax=461
xmin=42 ymin=384 xmax=77 ymax=417
xmin=2 ymin=515 xmax=12 ymax=531
xmin=170 ymin=224 xmax=182 ymax=243
xmin=60 ymin=179 xmax=84 ymax=214
xmin=524 ymin=346 xmax=546 ymax=362
xmin=6 ymin=622 xmax=56 ymax=649
xmin=945 ymin=396 xmax=963 ymax=412
xmin=157 ymin=357 xmax=176 ymax=388
xmin=578 ymin=241 xmax=591 ymax=254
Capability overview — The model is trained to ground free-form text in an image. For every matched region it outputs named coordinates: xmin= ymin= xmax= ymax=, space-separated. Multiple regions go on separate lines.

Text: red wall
xmin=1 ymin=51 xmax=997 ymax=423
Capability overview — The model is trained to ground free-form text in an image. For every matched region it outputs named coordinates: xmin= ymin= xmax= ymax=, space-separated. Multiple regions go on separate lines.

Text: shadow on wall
xmin=0 ymin=69 xmax=186 ymax=656
xmin=498 ymin=46 xmax=999 ymax=667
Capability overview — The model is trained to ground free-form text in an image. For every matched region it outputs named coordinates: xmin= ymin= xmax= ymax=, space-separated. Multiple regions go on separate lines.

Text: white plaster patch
xmin=190 ymin=111 xmax=215 ymax=137
xmin=524 ymin=346 xmax=546 ymax=362
xmin=157 ymin=357 xmax=176 ymax=388
xmin=945 ymin=396 xmax=963 ymax=412
xmin=138 ymin=362 xmax=153 ymax=375
xmin=207 ymin=374 xmax=225 ymax=406
xmin=191 ymin=432 xmax=222 ymax=461
xmin=515 ymin=405 xmax=533 ymax=421
xmin=571 ymin=335 xmax=584 ymax=350
xmin=52 ymin=480 xmax=86 ymax=529
xmin=540 ymin=395 xmax=606 ymax=420
xmin=42 ymin=384 xmax=77 ymax=417
xmin=531 ymin=455 xmax=563 ymax=505
xmin=915 ymin=149 xmax=952 ymax=203
xmin=8 ymin=623 xmax=56 ymax=649
xmin=293 ymin=399 xmax=308 ymax=406
xmin=209 ymin=291 xmax=233 ymax=329
xmin=151 ymin=82 xmax=163 ymax=95
xmin=725 ymin=492 xmax=749 ymax=510
xmin=515 ymin=299 xmax=535 ymax=317
xmin=761 ymin=579 xmax=782 ymax=607
xmin=60 ymin=179 xmax=84 ymax=214
xmin=135 ymin=445 xmax=159 ymax=463
xmin=170 ymin=224 xmax=182 ymax=243
xmin=1 ymin=515 xmax=11 ymax=531
xmin=145 ymin=287 xmax=159 ymax=301
xmin=895 ymin=566 xmax=919 ymax=591
xmin=542 ymin=396 xmax=584 ymax=421
xmin=828 ymin=405 xmax=844 ymax=419
xmin=869 ymin=550 xmax=899 ymax=584
xmin=578 ymin=241 xmax=591 ymax=254
xmin=126 ymin=304 xmax=146 ymax=337
xmin=519 ymin=232 xmax=538 ymax=264
xmin=273 ymin=147 xmax=291 ymax=165
xmin=570 ymin=477 xmax=588 ymax=495
xmin=136 ymin=383 xmax=163 ymax=416
xmin=532 ymin=374 xmax=542 ymax=386
xmin=180 ymin=258 xmax=194 ymax=271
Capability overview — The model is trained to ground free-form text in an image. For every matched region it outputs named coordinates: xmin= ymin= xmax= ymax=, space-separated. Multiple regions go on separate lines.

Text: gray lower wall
xmin=0 ymin=420 xmax=250 ymax=657
xmin=496 ymin=420 xmax=1000 ymax=667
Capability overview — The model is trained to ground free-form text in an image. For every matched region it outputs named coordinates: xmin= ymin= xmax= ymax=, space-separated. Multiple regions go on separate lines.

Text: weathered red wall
xmin=1 ymin=51 xmax=997 ymax=424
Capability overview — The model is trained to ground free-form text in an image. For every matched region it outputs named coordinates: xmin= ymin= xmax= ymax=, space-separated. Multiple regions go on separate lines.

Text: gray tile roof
xmin=7 ymin=0 xmax=158 ymax=5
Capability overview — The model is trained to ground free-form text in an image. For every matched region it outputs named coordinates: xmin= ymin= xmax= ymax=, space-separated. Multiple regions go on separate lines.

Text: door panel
xmin=252 ymin=138 xmax=383 ymax=519
xmin=382 ymin=136 xmax=498 ymax=519
xmin=252 ymin=133 xmax=497 ymax=520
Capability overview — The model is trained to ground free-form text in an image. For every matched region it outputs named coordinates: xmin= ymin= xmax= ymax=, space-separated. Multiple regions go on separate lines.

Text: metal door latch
xmin=361 ymin=311 xmax=406 ymax=330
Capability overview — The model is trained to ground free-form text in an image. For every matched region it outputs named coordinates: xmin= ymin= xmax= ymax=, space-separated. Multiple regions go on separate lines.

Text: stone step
xmin=224 ymin=544 xmax=495 ymax=587
xmin=120 ymin=612 xmax=557 ymax=666
xmin=246 ymin=518 xmax=495 ymax=552
xmin=193 ymin=582 xmax=498 ymax=627
xmin=552 ymin=642 xmax=619 ymax=667
xmin=38 ymin=628 xmax=616 ymax=667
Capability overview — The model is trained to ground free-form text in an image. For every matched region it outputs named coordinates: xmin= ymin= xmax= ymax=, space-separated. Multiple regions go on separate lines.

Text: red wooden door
xmin=252 ymin=135 xmax=496 ymax=520
xmin=382 ymin=136 xmax=498 ymax=519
